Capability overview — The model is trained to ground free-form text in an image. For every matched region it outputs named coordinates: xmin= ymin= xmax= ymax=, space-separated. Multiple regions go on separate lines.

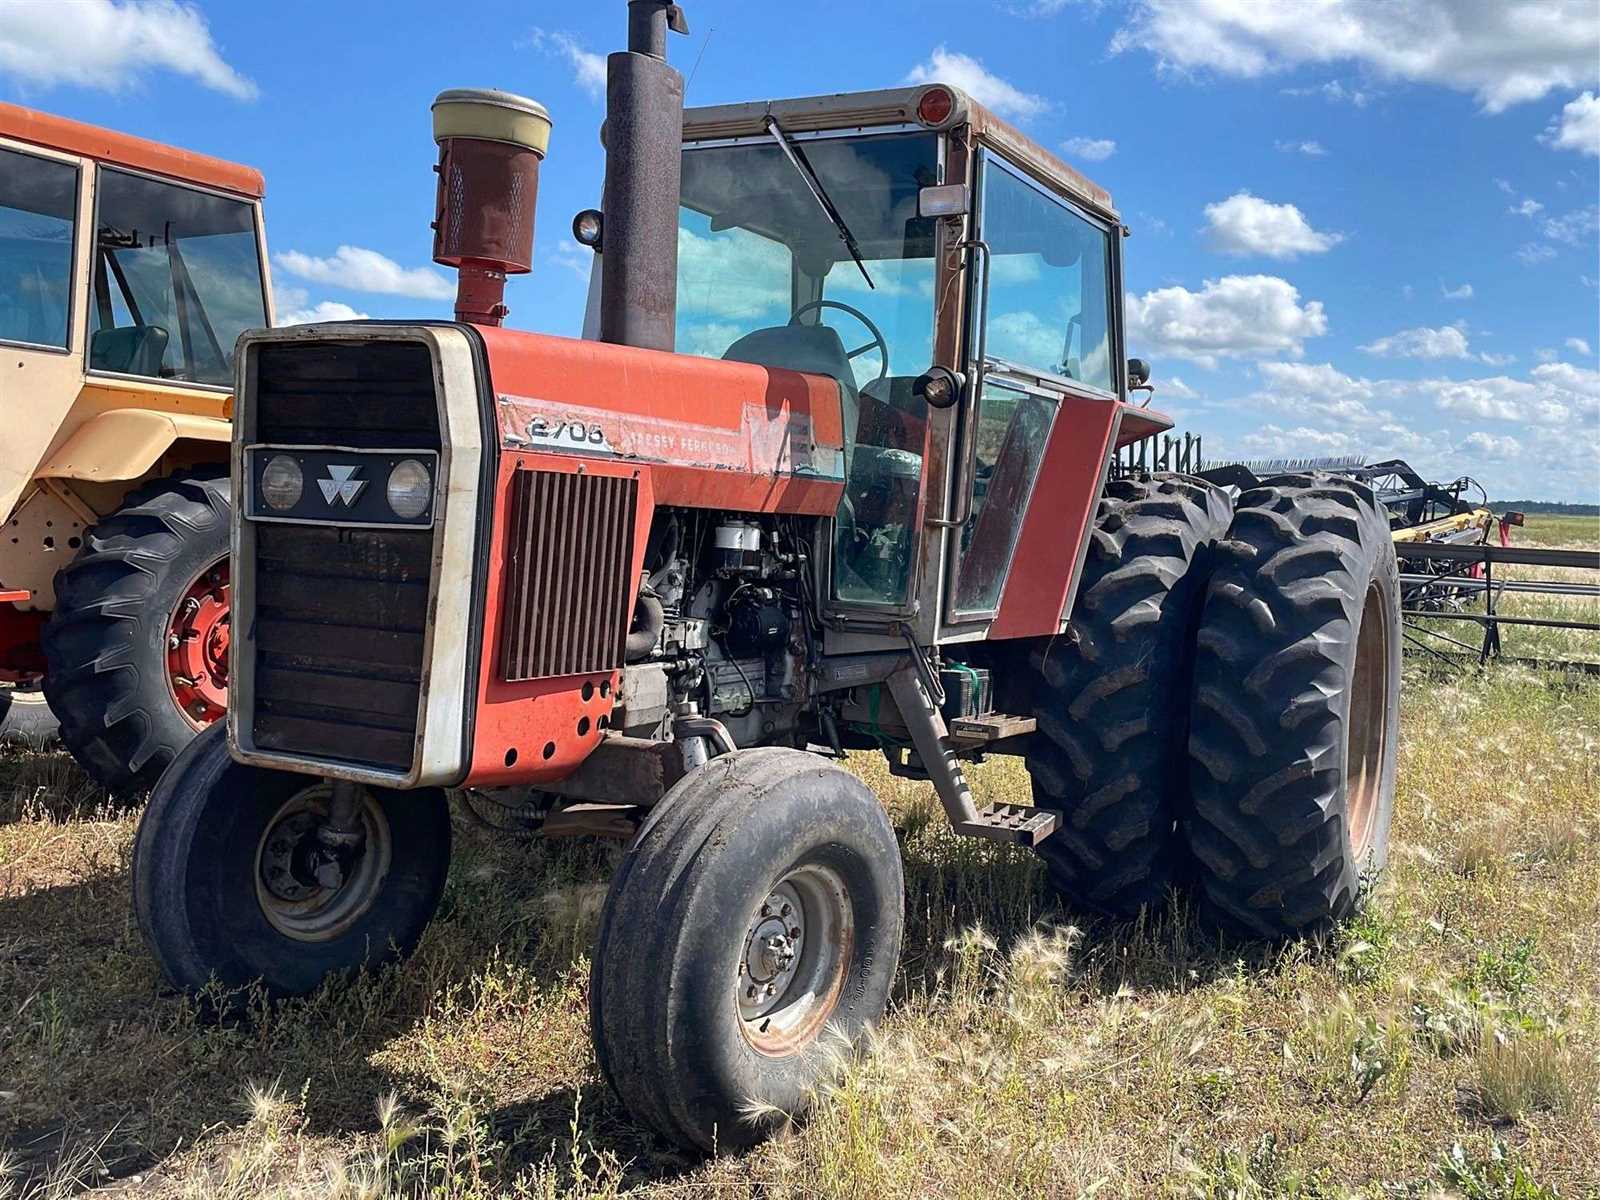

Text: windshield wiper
xmin=762 ymin=115 xmax=875 ymax=290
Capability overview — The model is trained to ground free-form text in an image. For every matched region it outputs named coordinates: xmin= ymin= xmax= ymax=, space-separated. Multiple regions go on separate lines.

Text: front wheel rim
xmin=254 ymin=784 xmax=392 ymax=942
xmin=737 ymin=862 xmax=853 ymax=1056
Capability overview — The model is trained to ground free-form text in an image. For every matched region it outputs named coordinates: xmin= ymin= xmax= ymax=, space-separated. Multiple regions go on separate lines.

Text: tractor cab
xmin=651 ymin=86 xmax=1153 ymax=643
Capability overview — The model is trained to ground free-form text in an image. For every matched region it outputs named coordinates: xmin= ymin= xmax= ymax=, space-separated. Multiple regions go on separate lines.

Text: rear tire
xmin=43 ymin=468 xmax=230 ymax=794
xmin=1024 ymin=474 xmax=1231 ymax=917
xmin=1185 ymin=472 xmax=1400 ymax=940
xmin=133 ymin=723 xmax=452 ymax=999
xmin=591 ymin=748 xmax=903 ymax=1152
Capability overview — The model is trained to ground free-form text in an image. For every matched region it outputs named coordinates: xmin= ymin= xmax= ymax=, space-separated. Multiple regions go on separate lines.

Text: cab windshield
xmin=676 ymin=130 xmax=940 ymax=607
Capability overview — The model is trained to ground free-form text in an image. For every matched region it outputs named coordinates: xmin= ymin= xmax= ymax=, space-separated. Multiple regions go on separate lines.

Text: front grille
xmin=500 ymin=469 xmax=637 ymax=681
xmin=254 ymin=340 xmax=440 ymax=449
xmin=247 ymin=339 xmax=440 ymax=772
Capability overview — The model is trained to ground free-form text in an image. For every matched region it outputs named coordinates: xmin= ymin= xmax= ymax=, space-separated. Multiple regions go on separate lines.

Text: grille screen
xmin=500 ymin=469 xmax=637 ymax=682
xmin=247 ymin=339 xmax=440 ymax=772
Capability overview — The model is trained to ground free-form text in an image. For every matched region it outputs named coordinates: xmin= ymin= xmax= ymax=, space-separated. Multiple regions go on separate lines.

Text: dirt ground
xmin=2 ymin=516 xmax=1597 ymax=1199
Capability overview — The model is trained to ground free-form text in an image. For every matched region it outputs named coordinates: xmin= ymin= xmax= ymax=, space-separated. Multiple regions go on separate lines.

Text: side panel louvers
xmin=500 ymin=469 xmax=637 ymax=682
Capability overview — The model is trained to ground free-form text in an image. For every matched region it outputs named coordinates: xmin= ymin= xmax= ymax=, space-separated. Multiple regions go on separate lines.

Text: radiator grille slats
xmin=247 ymin=340 xmax=439 ymax=773
xmin=500 ymin=470 xmax=637 ymax=682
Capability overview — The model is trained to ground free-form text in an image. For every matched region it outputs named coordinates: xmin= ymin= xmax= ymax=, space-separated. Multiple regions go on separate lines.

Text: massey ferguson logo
xmin=318 ymin=464 xmax=367 ymax=507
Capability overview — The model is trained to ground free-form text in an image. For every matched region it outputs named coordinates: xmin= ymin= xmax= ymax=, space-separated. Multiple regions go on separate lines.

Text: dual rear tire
xmin=1027 ymin=471 xmax=1399 ymax=938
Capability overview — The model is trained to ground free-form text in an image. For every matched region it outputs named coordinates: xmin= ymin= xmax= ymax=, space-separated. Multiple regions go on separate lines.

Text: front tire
xmin=0 ymin=685 xmax=59 ymax=747
xmin=43 ymin=468 xmax=231 ymax=794
xmin=1185 ymin=472 xmax=1400 ymax=940
xmin=591 ymin=748 xmax=904 ymax=1152
xmin=133 ymin=723 xmax=452 ymax=999
xmin=1024 ymin=474 xmax=1231 ymax=917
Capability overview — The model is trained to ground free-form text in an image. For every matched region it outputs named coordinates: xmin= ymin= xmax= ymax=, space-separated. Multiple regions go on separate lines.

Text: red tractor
xmin=134 ymin=2 xmax=1400 ymax=1152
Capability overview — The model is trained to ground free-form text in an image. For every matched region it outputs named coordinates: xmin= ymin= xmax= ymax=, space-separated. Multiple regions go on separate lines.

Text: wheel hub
xmin=736 ymin=865 xmax=853 ymax=1055
xmin=166 ymin=558 xmax=230 ymax=728
xmin=742 ymin=889 xmax=804 ymax=1006
xmin=254 ymin=785 xmax=391 ymax=943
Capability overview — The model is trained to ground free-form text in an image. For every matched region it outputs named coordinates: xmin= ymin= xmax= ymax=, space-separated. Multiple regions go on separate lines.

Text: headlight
xmin=386 ymin=458 xmax=432 ymax=519
xmin=260 ymin=455 xmax=303 ymax=510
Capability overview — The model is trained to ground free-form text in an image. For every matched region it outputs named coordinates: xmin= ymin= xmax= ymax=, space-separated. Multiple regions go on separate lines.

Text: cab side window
xmin=980 ymin=160 xmax=1113 ymax=392
xmin=90 ymin=167 xmax=265 ymax=385
xmin=0 ymin=147 xmax=78 ymax=350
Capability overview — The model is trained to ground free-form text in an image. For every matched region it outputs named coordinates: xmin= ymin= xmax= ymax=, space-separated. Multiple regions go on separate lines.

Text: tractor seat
xmin=721 ymin=324 xmax=861 ymax=450
xmin=90 ymin=325 xmax=170 ymax=377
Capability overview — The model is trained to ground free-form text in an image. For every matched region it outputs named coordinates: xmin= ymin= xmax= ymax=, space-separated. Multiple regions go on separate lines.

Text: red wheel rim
xmin=166 ymin=557 xmax=230 ymax=729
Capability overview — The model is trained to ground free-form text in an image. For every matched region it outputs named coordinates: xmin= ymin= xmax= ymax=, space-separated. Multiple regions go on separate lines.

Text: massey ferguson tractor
xmin=0 ymin=104 xmax=269 ymax=783
xmin=134 ymin=1 xmax=1401 ymax=1152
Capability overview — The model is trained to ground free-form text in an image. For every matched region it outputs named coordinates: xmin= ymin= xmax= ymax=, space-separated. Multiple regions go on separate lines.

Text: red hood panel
xmin=479 ymin=327 xmax=846 ymax=516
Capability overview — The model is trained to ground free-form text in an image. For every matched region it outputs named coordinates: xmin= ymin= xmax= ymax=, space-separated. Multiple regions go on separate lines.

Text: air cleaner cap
xmin=432 ymin=88 xmax=552 ymax=156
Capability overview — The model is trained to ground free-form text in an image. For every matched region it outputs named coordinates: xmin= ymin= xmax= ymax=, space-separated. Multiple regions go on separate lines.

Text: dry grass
xmin=3 ymin=516 xmax=1599 ymax=1198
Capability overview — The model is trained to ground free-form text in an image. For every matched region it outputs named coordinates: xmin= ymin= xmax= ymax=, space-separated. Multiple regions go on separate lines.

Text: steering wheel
xmin=790 ymin=299 xmax=890 ymax=385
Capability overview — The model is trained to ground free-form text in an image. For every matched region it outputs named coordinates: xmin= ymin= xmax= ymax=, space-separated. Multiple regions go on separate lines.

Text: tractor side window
xmin=0 ymin=147 xmax=77 ymax=350
xmin=979 ymin=158 xmax=1113 ymax=393
xmin=90 ymin=167 xmax=266 ymax=386
xmin=951 ymin=377 xmax=1058 ymax=613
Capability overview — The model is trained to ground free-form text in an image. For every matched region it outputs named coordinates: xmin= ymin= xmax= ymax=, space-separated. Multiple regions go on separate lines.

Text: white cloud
xmin=1282 ymin=79 xmax=1372 ymax=106
xmin=279 ymin=300 xmax=368 ymax=326
xmin=549 ymin=240 xmax=592 ymax=284
xmin=1125 ymin=274 xmax=1328 ymax=368
xmin=1462 ymin=431 xmax=1522 ymax=459
xmin=1495 ymin=178 xmax=1516 ymax=194
xmin=1162 ymin=375 xmax=1200 ymax=400
xmin=527 ymin=28 xmax=607 ymax=99
xmin=1541 ymin=91 xmax=1600 ymax=155
xmin=1110 ymin=0 xmax=1600 ymax=112
xmin=1274 ymin=139 xmax=1328 ymax=156
xmin=1203 ymin=191 xmax=1343 ymax=259
xmin=1542 ymin=205 xmax=1600 ymax=244
xmin=1509 ymin=198 xmax=1545 ymax=217
xmin=1442 ymin=282 xmax=1473 ymax=299
xmin=1062 ymin=136 xmax=1117 ymax=161
xmin=1360 ymin=323 xmax=1473 ymax=360
xmin=1566 ymin=337 xmax=1594 ymax=357
xmin=274 ymin=285 xmax=367 ymax=325
xmin=274 ymin=246 xmax=455 ymax=301
xmin=1479 ymin=352 xmax=1517 ymax=368
xmin=1016 ymin=0 xmax=1096 ymax=14
xmin=1516 ymin=242 xmax=1558 ymax=265
xmin=0 ymin=0 xmax=256 ymax=98
xmin=906 ymin=46 xmax=1049 ymax=120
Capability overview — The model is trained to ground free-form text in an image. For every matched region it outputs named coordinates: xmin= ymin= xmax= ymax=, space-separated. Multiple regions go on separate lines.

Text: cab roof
xmin=683 ymin=83 xmax=1116 ymax=221
xmin=0 ymin=102 xmax=265 ymax=199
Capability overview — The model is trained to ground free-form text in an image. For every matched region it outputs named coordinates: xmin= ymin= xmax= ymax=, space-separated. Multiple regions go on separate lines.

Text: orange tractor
xmin=0 ymin=105 xmax=270 ymax=784
xmin=136 ymin=2 xmax=1400 ymax=1151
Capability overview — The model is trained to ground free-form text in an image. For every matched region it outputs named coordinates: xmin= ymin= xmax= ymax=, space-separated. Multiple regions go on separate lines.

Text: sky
xmin=2 ymin=0 xmax=1597 ymax=501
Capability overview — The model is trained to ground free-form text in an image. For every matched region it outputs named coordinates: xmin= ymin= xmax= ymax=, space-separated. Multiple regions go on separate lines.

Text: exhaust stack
xmin=597 ymin=1 xmax=689 ymax=352
xmin=431 ymin=89 xmax=552 ymax=326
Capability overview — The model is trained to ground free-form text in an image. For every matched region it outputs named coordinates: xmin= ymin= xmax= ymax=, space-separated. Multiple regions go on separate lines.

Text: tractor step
xmin=946 ymin=713 xmax=1036 ymax=747
xmin=953 ymin=803 xmax=1058 ymax=846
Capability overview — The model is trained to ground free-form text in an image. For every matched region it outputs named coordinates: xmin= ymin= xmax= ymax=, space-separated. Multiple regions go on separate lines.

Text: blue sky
xmin=3 ymin=0 xmax=1596 ymax=500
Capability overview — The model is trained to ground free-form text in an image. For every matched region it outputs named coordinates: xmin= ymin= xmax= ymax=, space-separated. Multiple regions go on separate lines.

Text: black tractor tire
xmin=42 ymin=467 xmax=230 ymax=794
xmin=133 ymin=723 xmax=452 ymax=1000
xmin=1185 ymin=472 xmax=1400 ymax=940
xmin=591 ymin=748 xmax=904 ymax=1152
xmin=0 ymin=686 xmax=59 ymax=747
xmin=1024 ymin=473 xmax=1232 ymax=917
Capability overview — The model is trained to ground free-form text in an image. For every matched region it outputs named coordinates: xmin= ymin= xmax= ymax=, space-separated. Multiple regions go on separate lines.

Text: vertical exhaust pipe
xmin=598 ymin=1 xmax=689 ymax=352
xmin=431 ymin=89 xmax=552 ymax=326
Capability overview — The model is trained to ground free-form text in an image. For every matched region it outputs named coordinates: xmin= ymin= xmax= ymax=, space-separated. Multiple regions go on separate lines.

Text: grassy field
xmin=3 ymin=518 xmax=1598 ymax=1199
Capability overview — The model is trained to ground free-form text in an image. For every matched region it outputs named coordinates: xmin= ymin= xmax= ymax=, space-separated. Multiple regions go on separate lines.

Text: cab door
xmin=942 ymin=149 xmax=1122 ymax=637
